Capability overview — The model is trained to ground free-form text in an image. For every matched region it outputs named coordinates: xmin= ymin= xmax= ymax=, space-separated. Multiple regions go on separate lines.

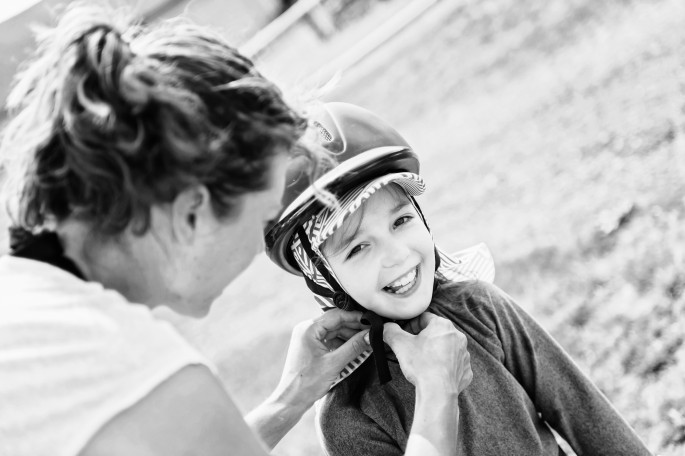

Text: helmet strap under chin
xmin=360 ymin=310 xmax=392 ymax=384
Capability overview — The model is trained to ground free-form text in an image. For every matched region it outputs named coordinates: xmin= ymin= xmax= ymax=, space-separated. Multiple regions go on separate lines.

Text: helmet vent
xmin=313 ymin=121 xmax=333 ymax=142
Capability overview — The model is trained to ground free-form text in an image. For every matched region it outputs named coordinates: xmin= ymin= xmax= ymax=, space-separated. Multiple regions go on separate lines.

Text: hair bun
xmin=118 ymin=64 xmax=154 ymax=110
xmin=2 ymin=2 xmax=310 ymax=237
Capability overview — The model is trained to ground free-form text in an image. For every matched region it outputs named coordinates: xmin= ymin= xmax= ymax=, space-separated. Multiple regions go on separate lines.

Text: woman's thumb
xmin=330 ymin=329 xmax=370 ymax=366
xmin=382 ymin=322 xmax=409 ymax=349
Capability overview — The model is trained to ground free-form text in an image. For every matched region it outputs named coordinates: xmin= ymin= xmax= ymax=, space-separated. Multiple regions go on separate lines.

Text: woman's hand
xmin=384 ymin=312 xmax=472 ymax=394
xmin=276 ymin=309 xmax=371 ymax=406
xmin=246 ymin=309 xmax=370 ymax=449
xmin=384 ymin=313 xmax=471 ymax=456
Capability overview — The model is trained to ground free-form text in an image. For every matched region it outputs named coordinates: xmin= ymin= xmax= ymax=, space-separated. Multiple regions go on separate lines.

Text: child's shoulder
xmin=316 ymin=376 xmax=385 ymax=450
xmin=318 ymin=382 xmax=359 ymax=425
xmin=433 ymin=279 xmax=512 ymax=316
xmin=429 ymin=279 xmax=523 ymax=341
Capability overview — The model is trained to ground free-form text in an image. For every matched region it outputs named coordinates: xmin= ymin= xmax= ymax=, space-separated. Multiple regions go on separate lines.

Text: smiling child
xmin=265 ymin=102 xmax=651 ymax=455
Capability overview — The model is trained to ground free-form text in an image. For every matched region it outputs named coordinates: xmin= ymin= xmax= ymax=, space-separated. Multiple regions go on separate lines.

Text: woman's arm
xmin=246 ymin=309 xmax=371 ymax=449
xmin=81 ymin=309 xmax=369 ymax=456
xmin=78 ymin=365 xmax=268 ymax=456
xmin=384 ymin=313 xmax=472 ymax=456
xmin=478 ymin=283 xmax=651 ymax=455
xmin=405 ymin=382 xmax=461 ymax=456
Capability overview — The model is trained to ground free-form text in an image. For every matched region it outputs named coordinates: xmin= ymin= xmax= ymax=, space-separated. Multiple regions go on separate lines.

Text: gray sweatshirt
xmin=318 ymin=281 xmax=651 ymax=455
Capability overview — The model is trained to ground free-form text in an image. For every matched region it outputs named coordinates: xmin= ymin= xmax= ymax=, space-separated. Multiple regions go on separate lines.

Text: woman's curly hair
xmin=1 ymin=3 xmax=316 ymax=235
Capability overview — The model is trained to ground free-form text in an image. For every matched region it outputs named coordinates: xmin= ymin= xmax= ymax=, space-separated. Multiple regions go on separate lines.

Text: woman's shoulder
xmin=79 ymin=364 xmax=265 ymax=456
xmin=0 ymin=256 xmax=213 ymax=456
xmin=0 ymin=255 xmax=211 ymax=393
xmin=1 ymin=255 xmax=200 ymax=354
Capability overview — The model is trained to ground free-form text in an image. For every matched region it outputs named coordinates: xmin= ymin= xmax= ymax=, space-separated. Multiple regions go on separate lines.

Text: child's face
xmin=322 ymin=185 xmax=435 ymax=320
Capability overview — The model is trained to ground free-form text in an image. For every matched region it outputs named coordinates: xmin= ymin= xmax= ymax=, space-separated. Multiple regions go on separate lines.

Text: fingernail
xmin=363 ymin=331 xmax=370 ymax=345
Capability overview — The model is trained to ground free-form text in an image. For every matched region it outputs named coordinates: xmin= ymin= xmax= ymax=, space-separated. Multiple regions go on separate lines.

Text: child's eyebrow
xmin=326 ymin=199 xmax=412 ymax=256
xmin=324 ymin=213 xmax=364 ymax=257
xmin=334 ymin=224 xmax=363 ymax=255
xmin=341 ymin=201 xmax=411 ymax=246
xmin=391 ymin=201 xmax=412 ymax=213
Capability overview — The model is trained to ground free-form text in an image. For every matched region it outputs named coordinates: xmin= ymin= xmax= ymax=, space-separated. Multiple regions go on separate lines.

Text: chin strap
xmin=296 ymin=226 xmax=393 ymax=385
xmin=360 ymin=310 xmax=392 ymax=384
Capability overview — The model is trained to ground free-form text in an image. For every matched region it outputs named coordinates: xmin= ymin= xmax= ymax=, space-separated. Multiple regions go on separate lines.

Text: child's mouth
xmin=383 ymin=266 xmax=419 ymax=295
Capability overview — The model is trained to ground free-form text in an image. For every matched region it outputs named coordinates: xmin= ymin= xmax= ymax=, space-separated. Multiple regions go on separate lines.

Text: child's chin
xmin=385 ymin=302 xmax=431 ymax=321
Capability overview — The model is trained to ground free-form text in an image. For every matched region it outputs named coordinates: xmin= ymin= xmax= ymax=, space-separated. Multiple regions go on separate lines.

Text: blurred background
xmin=1 ymin=0 xmax=684 ymax=454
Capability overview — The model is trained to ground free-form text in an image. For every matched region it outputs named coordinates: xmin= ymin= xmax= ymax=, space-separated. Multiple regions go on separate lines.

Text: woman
xmin=0 ymin=4 xmax=467 ymax=456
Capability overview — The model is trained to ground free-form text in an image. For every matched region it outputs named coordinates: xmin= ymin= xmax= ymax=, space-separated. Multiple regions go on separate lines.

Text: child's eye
xmin=346 ymin=243 xmax=368 ymax=259
xmin=393 ymin=215 xmax=413 ymax=228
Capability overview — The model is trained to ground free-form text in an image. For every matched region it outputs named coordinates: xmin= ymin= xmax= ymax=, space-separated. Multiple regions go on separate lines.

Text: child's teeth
xmin=390 ymin=270 xmax=414 ymax=287
xmin=385 ymin=268 xmax=417 ymax=293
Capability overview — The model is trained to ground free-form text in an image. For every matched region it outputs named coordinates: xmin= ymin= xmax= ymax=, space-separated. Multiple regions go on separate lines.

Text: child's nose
xmin=381 ymin=241 xmax=410 ymax=268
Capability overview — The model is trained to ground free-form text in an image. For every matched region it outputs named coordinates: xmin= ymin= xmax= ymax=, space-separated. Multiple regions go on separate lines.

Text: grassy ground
xmin=1 ymin=0 xmax=683 ymax=454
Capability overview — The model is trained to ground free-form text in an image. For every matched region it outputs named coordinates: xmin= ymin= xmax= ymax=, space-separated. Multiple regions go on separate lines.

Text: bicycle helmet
xmin=265 ymin=102 xmax=420 ymax=275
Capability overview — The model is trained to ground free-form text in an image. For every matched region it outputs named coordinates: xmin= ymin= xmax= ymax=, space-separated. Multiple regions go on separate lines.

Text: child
xmin=265 ymin=103 xmax=651 ymax=455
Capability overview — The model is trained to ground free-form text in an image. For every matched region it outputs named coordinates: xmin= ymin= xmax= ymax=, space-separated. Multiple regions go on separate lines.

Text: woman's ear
xmin=170 ymin=185 xmax=212 ymax=244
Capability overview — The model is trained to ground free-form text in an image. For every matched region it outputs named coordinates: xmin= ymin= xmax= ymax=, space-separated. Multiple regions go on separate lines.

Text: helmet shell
xmin=265 ymin=102 xmax=420 ymax=274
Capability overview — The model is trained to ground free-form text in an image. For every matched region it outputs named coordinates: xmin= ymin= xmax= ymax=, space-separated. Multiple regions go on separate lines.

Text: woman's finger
xmin=311 ymin=309 xmax=368 ymax=339
xmin=417 ymin=312 xmax=440 ymax=330
xmin=403 ymin=315 xmax=423 ymax=334
xmin=324 ymin=327 xmax=360 ymax=341
xmin=382 ymin=322 xmax=411 ymax=350
xmin=324 ymin=337 xmax=345 ymax=350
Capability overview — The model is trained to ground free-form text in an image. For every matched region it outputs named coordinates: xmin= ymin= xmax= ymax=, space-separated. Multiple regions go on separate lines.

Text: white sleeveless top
xmin=0 ymin=255 xmax=213 ymax=456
